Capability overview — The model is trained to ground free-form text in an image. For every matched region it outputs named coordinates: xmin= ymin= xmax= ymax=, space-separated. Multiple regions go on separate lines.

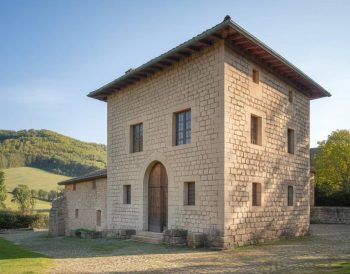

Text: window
xmin=92 ymin=180 xmax=96 ymax=190
xmin=184 ymin=182 xmax=195 ymax=206
xmin=252 ymin=69 xmax=260 ymax=84
xmin=73 ymin=183 xmax=76 ymax=191
xmin=288 ymin=186 xmax=294 ymax=206
xmin=251 ymin=115 xmax=262 ymax=145
xmin=176 ymin=109 xmax=191 ymax=145
xmin=252 ymin=183 xmax=262 ymax=206
xmin=132 ymin=123 xmax=143 ymax=153
xmin=75 ymin=209 xmax=79 ymax=218
xmin=288 ymin=90 xmax=294 ymax=103
xmin=123 ymin=185 xmax=131 ymax=204
xmin=288 ymin=128 xmax=295 ymax=154
xmin=96 ymin=210 xmax=101 ymax=226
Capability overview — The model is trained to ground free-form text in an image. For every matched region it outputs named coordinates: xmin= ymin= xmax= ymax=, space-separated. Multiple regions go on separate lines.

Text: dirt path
xmin=2 ymin=224 xmax=350 ymax=273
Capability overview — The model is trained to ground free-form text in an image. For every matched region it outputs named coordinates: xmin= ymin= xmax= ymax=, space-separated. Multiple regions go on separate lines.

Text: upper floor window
xmin=252 ymin=69 xmax=260 ymax=84
xmin=73 ymin=183 xmax=76 ymax=191
xmin=252 ymin=182 xmax=262 ymax=206
xmin=132 ymin=123 xmax=143 ymax=153
xmin=288 ymin=90 xmax=294 ymax=103
xmin=288 ymin=128 xmax=295 ymax=154
xmin=251 ymin=115 xmax=262 ymax=146
xmin=92 ymin=180 xmax=96 ymax=190
xmin=176 ymin=109 xmax=191 ymax=145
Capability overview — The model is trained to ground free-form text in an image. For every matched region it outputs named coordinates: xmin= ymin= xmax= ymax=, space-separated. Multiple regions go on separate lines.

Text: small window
xmin=96 ymin=210 xmax=101 ymax=226
xmin=252 ymin=183 xmax=262 ymax=206
xmin=73 ymin=183 xmax=76 ymax=191
xmin=132 ymin=123 xmax=143 ymax=153
xmin=92 ymin=180 xmax=96 ymax=190
xmin=288 ymin=90 xmax=294 ymax=103
xmin=252 ymin=69 xmax=259 ymax=84
xmin=288 ymin=186 xmax=294 ymax=206
xmin=288 ymin=128 xmax=295 ymax=154
xmin=75 ymin=209 xmax=79 ymax=218
xmin=176 ymin=109 xmax=191 ymax=145
xmin=184 ymin=182 xmax=195 ymax=206
xmin=123 ymin=185 xmax=131 ymax=204
xmin=251 ymin=115 xmax=262 ymax=146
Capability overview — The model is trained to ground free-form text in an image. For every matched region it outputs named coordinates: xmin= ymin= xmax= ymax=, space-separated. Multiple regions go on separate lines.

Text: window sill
xmin=170 ymin=142 xmax=196 ymax=151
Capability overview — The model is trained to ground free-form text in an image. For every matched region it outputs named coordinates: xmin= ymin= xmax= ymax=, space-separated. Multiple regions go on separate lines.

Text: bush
xmin=0 ymin=211 xmax=48 ymax=229
xmin=315 ymin=186 xmax=350 ymax=207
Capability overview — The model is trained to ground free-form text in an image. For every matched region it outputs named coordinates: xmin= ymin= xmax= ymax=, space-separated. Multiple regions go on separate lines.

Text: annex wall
xmin=64 ymin=178 xmax=107 ymax=235
xmin=223 ymin=42 xmax=310 ymax=248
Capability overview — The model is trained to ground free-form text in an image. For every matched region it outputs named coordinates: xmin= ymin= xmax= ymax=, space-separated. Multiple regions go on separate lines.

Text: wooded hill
xmin=0 ymin=130 xmax=106 ymax=177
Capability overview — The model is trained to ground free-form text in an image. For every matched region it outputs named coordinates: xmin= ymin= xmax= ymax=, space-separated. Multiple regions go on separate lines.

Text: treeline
xmin=0 ymin=129 xmax=107 ymax=177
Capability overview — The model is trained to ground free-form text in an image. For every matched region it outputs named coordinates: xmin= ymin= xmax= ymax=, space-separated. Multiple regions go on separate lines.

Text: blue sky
xmin=1 ymin=0 xmax=349 ymax=146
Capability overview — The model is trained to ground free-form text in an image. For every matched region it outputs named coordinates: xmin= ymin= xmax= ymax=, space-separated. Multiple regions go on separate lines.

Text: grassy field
xmin=0 ymin=238 xmax=52 ymax=274
xmin=2 ymin=167 xmax=70 ymax=212
xmin=3 ymin=167 xmax=70 ymax=192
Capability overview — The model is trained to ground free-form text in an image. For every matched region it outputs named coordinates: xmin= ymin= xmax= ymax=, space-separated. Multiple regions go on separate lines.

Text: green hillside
xmin=3 ymin=167 xmax=69 ymax=192
xmin=2 ymin=167 xmax=70 ymax=212
xmin=0 ymin=129 xmax=106 ymax=177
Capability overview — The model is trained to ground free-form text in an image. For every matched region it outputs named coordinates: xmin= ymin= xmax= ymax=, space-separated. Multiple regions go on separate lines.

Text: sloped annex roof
xmin=58 ymin=169 xmax=107 ymax=185
xmin=88 ymin=15 xmax=331 ymax=102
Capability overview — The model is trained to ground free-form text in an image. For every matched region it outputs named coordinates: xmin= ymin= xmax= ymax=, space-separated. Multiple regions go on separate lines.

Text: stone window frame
xmin=180 ymin=175 xmax=200 ymax=210
xmin=75 ymin=209 xmax=79 ymax=219
xmin=286 ymin=124 xmax=297 ymax=156
xmin=184 ymin=182 xmax=195 ymax=206
xmin=167 ymin=101 xmax=199 ymax=150
xmin=285 ymin=182 xmax=297 ymax=209
xmin=123 ymin=184 xmax=132 ymax=205
xmin=92 ymin=180 xmax=96 ymax=190
xmin=125 ymin=117 xmax=149 ymax=155
xmin=73 ymin=183 xmax=76 ymax=191
xmin=247 ymin=177 xmax=265 ymax=212
xmin=245 ymin=106 xmax=266 ymax=150
xmin=249 ymin=63 xmax=263 ymax=100
xmin=96 ymin=210 xmax=102 ymax=226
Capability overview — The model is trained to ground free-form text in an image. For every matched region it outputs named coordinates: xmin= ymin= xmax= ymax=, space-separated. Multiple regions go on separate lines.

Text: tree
xmin=11 ymin=185 xmax=32 ymax=214
xmin=30 ymin=189 xmax=37 ymax=211
xmin=0 ymin=170 xmax=6 ymax=208
xmin=315 ymin=130 xmax=350 ymax=194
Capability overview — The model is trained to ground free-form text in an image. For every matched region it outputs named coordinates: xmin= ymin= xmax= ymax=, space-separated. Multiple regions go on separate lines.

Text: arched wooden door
xmin=148 ymin=162 xmax=168 ymax=232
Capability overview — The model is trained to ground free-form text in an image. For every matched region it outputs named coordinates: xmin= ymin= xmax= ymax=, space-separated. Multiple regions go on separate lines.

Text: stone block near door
xmin=163 ymin=229 xmax=187 ymax=245
xmin=187 ymin=232 xmax=205 ymax=248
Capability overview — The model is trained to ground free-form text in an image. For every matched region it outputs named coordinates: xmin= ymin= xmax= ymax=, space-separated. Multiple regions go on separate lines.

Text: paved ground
xmin=1 ymin=224 xmax=350 ymax=273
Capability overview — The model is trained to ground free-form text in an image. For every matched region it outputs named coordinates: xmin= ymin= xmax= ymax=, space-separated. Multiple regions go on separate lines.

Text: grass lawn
xmin=0 ymin=238 xmax=52 ymax=274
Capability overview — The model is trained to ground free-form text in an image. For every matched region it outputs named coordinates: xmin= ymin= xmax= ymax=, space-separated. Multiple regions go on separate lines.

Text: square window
xmin=253 ymin=69 xmax=260 ymax=84
xmin=252 ymin=183 xmax=262 ymax=206
xmin=251 ymin=115 xmax=262 ymax=146
xmin=176 ymin=109 xmax=191 ymax=145
xmin=131 ymin=123 xmax=143 ymax=153
xmin=123 ymin=185 xmax=131 ymax=204
xmin=75 ymin=209 xmax=79 ymax=218
xmin=288 ymin=90 xmax=294 ymax=103
xmin=184 ymin=182 xmax=195 ymax=205
xmin=288 ymin=128 xmax=295 ymax=154
xmin=288 ymin=186 xmax=294 ymax=206
xmin=96 ymin=210 xmax=101 ymax=226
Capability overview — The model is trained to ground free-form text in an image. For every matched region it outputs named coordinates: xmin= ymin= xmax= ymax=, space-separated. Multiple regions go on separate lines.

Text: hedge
xmin=315 ymin=187 xmax=350 ymax=207
xmin=0 ymin=211 xmax=48 ymax=229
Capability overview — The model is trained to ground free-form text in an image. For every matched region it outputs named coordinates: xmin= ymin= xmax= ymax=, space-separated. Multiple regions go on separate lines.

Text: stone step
xmin=131 ymin=231 xmax=163 ymax=244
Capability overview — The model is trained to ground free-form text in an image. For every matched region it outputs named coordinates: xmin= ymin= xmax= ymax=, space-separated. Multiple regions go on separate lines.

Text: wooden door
xmin=148 ymin=163 xmax=168 ymax=232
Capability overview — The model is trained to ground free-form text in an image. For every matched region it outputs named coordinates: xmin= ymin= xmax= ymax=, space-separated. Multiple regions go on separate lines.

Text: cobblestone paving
xmin=1 ymin=224 xmax=350 ymax=273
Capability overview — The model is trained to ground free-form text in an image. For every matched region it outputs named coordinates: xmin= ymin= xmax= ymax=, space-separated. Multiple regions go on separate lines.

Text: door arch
xmin=148 ymin=162 xmax=168 ymax=232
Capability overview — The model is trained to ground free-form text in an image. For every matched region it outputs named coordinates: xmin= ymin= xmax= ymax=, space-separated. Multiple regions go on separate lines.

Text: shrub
xmin=0 ymin=211 xmax=48 ymax=229
xmin=315 ymin=186 xmax=350 ymax=207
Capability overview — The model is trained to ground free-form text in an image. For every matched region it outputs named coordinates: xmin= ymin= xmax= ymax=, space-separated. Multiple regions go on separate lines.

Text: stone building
xmin=50 ymin=16 xmax=330 ymax=248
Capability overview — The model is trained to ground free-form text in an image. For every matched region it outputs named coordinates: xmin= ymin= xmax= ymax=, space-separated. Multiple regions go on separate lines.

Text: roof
xmin=88 ymin=15 xmax=331 ymax=102
xmin=58 ymin=169 xmax=107 ymax=185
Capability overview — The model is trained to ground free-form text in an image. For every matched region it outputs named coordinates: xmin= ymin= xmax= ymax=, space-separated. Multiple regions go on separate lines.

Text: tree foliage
xmin=0 ymin=129 xmax=106 ymax=177
xmin=0 ymin=170 xmax=6 ymax=209
xmin=11 ymin=185 xmax=34 ymax=214
xmin=315 ymin=130 xmax=350 ymax=194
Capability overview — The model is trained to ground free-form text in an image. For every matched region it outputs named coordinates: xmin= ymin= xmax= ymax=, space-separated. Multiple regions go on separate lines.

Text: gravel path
xmin=1 ymin=224 xmax=350 ymax=273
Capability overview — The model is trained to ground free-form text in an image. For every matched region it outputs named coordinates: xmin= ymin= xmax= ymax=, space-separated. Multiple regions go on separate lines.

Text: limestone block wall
xmin=223 ymin=43 xmax=310 ymax=248
xmin=49 ymin=196 xmax=67 ymax=236
xmin=64 ymin=178 xmax=107 ymax=235
xmin=311 ymin=207 xmax=350 ymax=224
xmin=107 ymin=41 xmax=225 ymax=236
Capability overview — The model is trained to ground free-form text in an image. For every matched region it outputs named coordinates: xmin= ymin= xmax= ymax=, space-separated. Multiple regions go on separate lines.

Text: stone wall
xmin=64 ymin=177 xmax=107 ymax=235
xmin=311 ymin=207 xmax=350 ymax=224
xmin=107 ymin=41 xmax=225 ymax=236
xmin=223 ymin=42 xmax=310 ymax=248
xmin=49 ymin=196 xmax=67 ymax=236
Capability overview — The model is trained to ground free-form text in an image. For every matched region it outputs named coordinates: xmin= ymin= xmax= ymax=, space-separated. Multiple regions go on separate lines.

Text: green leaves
xmin=0 ymin=170 xmax=6 ymax=208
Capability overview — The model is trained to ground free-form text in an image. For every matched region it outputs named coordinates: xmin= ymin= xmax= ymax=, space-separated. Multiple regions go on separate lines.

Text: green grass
xmin=3 ymin=167 xmax=70 ymax=192
xmin=2 ymin=167 xmax=70 ymax=212
xmin=0 ymin=238 xmax=52 ymax=274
